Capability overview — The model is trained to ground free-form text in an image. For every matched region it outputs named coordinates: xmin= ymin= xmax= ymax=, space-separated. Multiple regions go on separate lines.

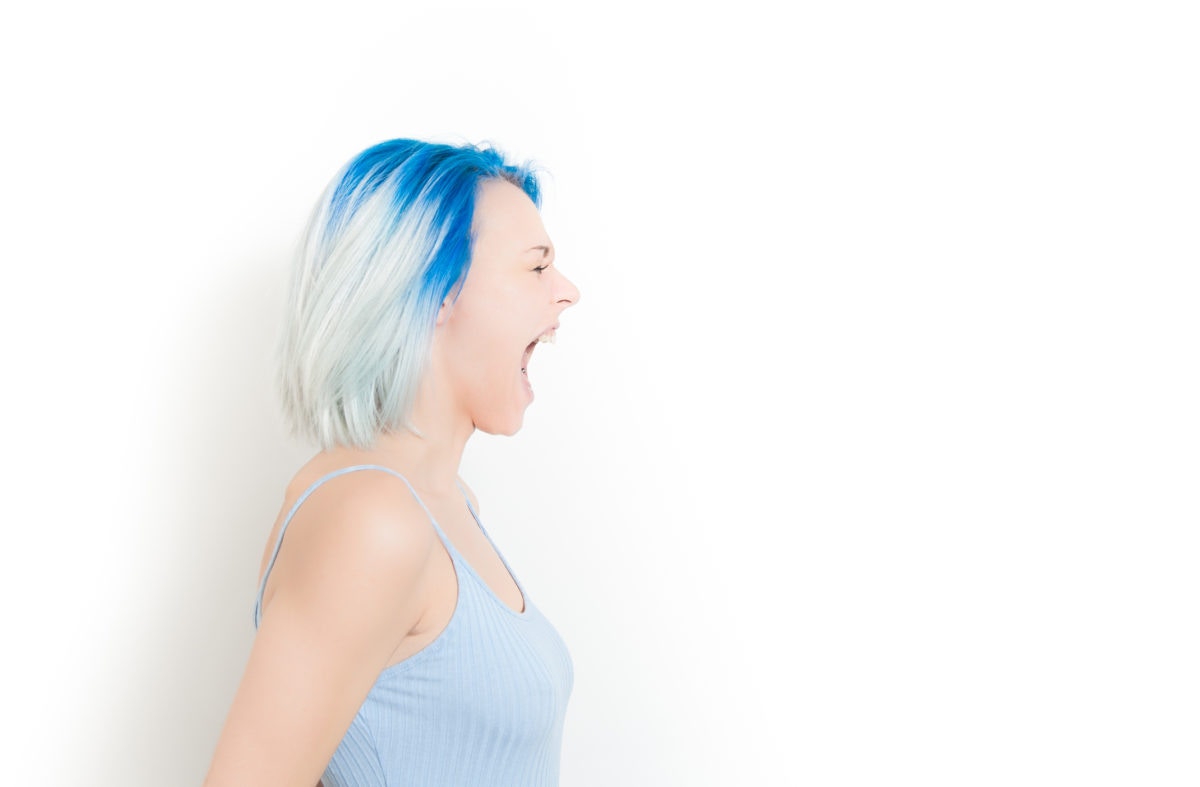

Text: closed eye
xmin=534 ymin=264 xmax=549 ymax=274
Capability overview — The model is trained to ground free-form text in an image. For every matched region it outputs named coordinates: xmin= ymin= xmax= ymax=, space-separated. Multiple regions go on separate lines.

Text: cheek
xmin=456 ymin=327 xmax=520 ymax=382
xmin=444 ymin=295 xmax=528 ymax=376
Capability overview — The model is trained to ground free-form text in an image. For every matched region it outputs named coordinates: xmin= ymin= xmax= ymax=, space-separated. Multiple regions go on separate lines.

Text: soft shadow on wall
xmin=95 ymin=253 xmax=311 ymax=786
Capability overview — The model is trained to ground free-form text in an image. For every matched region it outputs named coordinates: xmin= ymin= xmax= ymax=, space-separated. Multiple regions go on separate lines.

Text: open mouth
xmin=520 ymin=328 xmax=557 ymax=377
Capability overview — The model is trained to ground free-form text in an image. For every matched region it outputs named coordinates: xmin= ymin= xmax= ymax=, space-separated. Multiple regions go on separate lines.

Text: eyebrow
xmin=525 ymin=245 xmax=553 ymax=258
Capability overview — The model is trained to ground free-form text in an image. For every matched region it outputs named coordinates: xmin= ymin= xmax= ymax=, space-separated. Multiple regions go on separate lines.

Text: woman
xmin=203 ymin=138 xmax=582 ymax=787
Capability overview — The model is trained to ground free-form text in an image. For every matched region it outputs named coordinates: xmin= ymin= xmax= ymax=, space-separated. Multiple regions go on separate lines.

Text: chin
xmin=473 ymin=411 xmax=525 ymax=437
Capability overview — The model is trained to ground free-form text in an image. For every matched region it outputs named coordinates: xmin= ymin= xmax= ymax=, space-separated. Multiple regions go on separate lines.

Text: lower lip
xmin=522 ymin=370 xmax=534 ymax=400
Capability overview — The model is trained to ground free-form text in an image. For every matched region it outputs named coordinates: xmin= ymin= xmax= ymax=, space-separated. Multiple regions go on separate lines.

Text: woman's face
xmin=433 ymin=178 xmax=581 ymax=435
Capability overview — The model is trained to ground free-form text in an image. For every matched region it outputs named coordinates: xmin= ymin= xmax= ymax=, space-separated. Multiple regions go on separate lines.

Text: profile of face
xmin=432 ymin=178 xmax=581 ymax=435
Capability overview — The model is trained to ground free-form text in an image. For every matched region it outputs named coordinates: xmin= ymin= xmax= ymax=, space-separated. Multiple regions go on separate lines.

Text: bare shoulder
xmin=261 ymin=467 xmax=439 ymax=623
xmin=289 ymin=467 xmax=437 ymax=552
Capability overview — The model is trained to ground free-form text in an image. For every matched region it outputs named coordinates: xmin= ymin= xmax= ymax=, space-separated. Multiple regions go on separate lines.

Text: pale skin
xmin=202 ymin=179 xmax=582 ymax=787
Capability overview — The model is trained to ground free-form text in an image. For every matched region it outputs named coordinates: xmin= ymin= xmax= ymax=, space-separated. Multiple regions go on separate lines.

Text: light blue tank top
xmin=253 ymin=464 xmax=574 ymax=787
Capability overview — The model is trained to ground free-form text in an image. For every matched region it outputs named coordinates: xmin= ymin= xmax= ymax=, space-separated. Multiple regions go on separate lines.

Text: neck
xmin=358 ymin=351 xmax=476 ymax=498
xmin=364 ymin=424 xmax=472 ymax=499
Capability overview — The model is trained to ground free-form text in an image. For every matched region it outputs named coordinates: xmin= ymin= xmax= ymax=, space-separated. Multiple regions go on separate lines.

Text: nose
xmin=555 ymin=268 xmax=581 ymax=309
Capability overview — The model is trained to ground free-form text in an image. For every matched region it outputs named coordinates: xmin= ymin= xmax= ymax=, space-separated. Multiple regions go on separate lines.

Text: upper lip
xmin=532 ymin=323 xmax=560 ymax=342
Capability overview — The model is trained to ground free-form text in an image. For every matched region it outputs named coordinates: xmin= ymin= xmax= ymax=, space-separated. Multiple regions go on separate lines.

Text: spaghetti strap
xmin=252 ymin=464 xmax=454 ymax=627
xmin=456 ymin=478 xmax=504 ymax=562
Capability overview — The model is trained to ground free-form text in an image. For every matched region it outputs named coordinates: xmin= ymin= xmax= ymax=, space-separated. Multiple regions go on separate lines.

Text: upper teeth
xmin=537 ymin=330 xmax=556 ymax=344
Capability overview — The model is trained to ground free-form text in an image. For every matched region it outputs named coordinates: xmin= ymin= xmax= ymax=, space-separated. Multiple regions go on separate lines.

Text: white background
xmin=2 ymin=1 xmax=1197 ymax=785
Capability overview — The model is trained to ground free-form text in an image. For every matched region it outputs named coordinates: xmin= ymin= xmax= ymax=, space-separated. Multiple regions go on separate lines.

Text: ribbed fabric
xmin=253 ymin=464 xmax=574 ymax=787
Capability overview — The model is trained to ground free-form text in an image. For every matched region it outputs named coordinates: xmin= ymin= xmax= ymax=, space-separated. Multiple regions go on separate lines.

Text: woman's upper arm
xmin=203 ymin=479 xmax=434 ymax=787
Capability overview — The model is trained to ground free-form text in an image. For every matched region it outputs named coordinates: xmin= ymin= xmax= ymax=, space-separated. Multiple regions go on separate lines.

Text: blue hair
xmin=277 ymin=138 xmax=543 ymax=449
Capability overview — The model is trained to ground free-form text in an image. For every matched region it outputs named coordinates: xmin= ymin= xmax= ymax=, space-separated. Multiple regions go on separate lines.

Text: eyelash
xmin=533 ymin=265 xmax=549 ymax=275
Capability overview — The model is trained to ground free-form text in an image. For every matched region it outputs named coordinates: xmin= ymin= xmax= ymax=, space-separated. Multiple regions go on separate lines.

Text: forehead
xmin=471 ymin=179 xmax=550 ymax=257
